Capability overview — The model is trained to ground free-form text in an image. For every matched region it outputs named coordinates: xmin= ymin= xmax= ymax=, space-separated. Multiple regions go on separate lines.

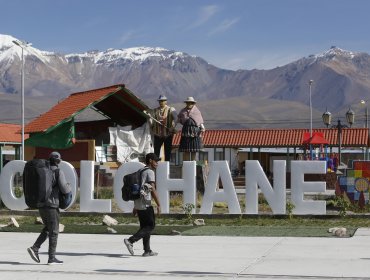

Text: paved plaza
xmin=1 ymin=230 xmax=370 ymax=279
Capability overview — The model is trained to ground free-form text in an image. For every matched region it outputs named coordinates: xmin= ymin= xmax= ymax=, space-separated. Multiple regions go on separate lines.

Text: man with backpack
xmin=124 ymin=153 xmax=161 ymax=257
xmin=26 ymin=151 xmax=71 ymax=265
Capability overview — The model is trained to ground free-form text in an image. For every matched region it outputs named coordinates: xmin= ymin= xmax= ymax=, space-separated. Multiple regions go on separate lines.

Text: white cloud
xmin=189 ymin=5 xmax=219 ymax=29
xmin=119 ymin=31 xmax=135 ymax=44
xmin=208 ymin=18 xmax=239 ymax=36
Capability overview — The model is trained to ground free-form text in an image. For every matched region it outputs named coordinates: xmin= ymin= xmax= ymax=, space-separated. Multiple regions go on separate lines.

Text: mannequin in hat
xmin=147 ymin=95 xmax=177 ymax=161
xmin=176 ymin=97 xmax=205 ymax=161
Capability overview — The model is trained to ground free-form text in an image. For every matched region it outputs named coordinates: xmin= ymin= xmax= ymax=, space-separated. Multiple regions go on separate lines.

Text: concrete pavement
xmin=1 ymin=230 xmax=370 ymax=279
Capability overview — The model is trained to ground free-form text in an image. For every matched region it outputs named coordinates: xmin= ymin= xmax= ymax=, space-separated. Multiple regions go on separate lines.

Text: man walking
xmin=27 ymin=152 xmax=71 ymax=265
xmin=148 ymin=95 xmax=177 ymax=161
xmin=124 ymin=153 xmax=161 ymax=257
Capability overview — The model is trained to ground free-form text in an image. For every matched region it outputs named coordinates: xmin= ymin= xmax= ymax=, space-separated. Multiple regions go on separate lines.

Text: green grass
xmin=0 ymin=212 xmax=367 ymax=237
xmin=181 ymin=226 xmax=356 ymax=237
xmin=0 ymin=223 xmax=357 ymax=237
xmin=0 ymin=223 xmax=194 ymax=235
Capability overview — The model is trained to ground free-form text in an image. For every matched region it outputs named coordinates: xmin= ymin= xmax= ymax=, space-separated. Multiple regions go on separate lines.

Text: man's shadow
xmin=0 ymin=261 xmax=37 ymax=265
xmin=52 ymin=252 xmax=126 ymax=258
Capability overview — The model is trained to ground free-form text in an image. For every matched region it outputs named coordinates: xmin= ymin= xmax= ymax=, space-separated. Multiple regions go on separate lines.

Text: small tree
xmin=330 ymin=195 xmax=351 ymax=217
xmin=182 ymin=203 xmax=195 ymax=224
xmin=286 ymin=201 xmax=295 ymax=219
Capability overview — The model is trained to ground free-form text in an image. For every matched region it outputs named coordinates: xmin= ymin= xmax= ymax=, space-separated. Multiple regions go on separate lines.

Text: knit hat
xmin=49 ymin=151 xmax=61 ymax=163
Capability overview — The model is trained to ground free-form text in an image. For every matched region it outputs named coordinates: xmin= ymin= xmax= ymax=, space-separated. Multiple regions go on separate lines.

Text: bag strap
xmin=45 ymin=166 xmax=56 ymax=202
xmin=138 ymin=167 xmax=150 ymax=185
xmin=52 ymin=168 xmax=60 ymax=188
xmin=139 ymin=166 xmax=150 ymax=173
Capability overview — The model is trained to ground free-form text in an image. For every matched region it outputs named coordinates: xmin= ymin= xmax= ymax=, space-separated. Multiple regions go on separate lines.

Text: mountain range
xmin=1 ymin=34 xmax=369 ymax=129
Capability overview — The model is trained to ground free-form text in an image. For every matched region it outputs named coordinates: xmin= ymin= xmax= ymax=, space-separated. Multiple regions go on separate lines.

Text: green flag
xmin=25 ymin=119 xmax=75 ymax=149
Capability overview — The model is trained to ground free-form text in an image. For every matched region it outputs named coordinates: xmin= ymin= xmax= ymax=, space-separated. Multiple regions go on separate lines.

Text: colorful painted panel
xmin=338 ymin=160 xmax=370 ymax=206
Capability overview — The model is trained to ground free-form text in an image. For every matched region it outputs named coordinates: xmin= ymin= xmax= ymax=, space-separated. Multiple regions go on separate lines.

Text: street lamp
xmin=322 ymin=108 xmax=332 ymax=128
xmin=12 ymin=40 xmax=31 ymax=161
xmin=322 ymin=108 xmax=355 ymax=169
xmin=309 ymin=80 xmax=314 ymax=138
xmin=308 ymin=80 xmax=314 ymax=159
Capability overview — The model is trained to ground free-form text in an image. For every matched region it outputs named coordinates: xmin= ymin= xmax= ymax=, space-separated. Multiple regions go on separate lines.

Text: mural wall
xmin=338 ymin=161 xmax=370 ymax=207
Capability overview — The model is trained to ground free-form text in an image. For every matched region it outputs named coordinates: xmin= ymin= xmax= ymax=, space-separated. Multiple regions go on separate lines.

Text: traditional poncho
xmin=177 ymin=105 xmax=204 ymax=152
xmin=177 ymin=105 xmax=204 ymax=126
xmin=151 ymin=105 xmax=176 ymax=137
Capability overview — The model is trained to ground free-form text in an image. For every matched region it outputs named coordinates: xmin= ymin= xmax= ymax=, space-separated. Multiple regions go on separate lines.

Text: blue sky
xmin=1 ymin=0 xmax=370 ymax=70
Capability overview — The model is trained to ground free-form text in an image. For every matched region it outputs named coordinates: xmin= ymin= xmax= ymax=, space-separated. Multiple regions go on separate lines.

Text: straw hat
xmin=157 ymin=95 xmax=167 ymax=101
xmin=184 ymin=96 xmax=197 ymax=103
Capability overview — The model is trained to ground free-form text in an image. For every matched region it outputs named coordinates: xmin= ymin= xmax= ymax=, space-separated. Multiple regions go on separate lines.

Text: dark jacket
xmin=45 ymin=164 xmax=71 ymax=208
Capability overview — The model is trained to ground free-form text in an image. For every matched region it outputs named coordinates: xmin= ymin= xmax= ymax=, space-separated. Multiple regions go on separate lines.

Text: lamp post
xmin=12 ymin=40 xmax=30 ymax=161
xmin=360 ymin=100 xmax=369 ymax=160
xmin=322 ymin=108 xmax=355 ymax=169
xmin=308 ymin=80 xmax=314 ymax=159
xmin=309 ymin=80 xmax=314 ymax=138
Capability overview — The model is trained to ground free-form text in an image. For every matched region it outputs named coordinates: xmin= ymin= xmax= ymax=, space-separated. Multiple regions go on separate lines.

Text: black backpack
xmin=23 ymin=159 xmax=55 ymax=209
xmin=121 ymin=167 xmax=149 ymax=201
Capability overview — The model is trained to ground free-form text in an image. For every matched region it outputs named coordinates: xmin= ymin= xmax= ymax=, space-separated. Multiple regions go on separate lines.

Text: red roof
xmin=25 ymin=84 xmax=148 ymax=134
xmin=0 ymin=123 xmax=23 ymax=143
xmin=173 ymin=128 xmax=369 ymax=148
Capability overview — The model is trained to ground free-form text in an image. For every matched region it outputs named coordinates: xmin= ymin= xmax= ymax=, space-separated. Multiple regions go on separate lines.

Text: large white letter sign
xmin=79 ymin=160 xmax=111 ymax=212
xmin=113 ymin=161 xmax=145 ymax=213
xmin=0 ymin=160 xmax=27 ymax=210
xmin=0 ymin=160 xmax=78 ymax=211
xmin=200 ymin=161 xmax=241 ymax=214
xmin=290 ymin=161 xmax=326 ymax=215
xmin=246 ymin=160 xmax=286 ymax=214
xmin=156 ymin=161 xmax=196 ymax=214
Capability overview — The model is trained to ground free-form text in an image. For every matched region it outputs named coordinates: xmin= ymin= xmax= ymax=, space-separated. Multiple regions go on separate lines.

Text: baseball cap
xmin=145 ymin=153 xmax=161 ymax=163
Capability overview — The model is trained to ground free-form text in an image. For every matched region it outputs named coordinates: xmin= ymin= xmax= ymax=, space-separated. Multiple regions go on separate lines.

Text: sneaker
xmin=124 ymin=239 xmax=134 ymax=256
xmin=47 ymin=258 xmax=63 ymax=265
xmin=142 ymin=250 xmax=158 ymax=257
xmin=27 ymin=247 xmax=40 ymax=263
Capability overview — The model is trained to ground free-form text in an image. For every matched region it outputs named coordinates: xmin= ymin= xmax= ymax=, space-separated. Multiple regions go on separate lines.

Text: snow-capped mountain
xmin=0 ymin=34 xmax=53 ymax=64
xmin=66 ymin=47 xmax=192 ymax=64
xmin=1 ymin=34 xmax=370 ymax=128
xmin=0 ymin=34 xmax=212 ymax=102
